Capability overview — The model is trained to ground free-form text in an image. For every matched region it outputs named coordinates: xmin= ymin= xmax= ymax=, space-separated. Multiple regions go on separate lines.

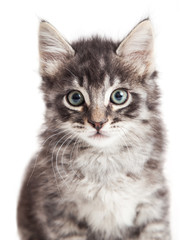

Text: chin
xmin=82 ymin=133 xmax=116 ymax=148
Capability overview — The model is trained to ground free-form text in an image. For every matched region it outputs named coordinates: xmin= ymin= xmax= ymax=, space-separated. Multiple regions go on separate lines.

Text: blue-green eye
xmin=110 ymin=89 xmax=128 ymax=105
xmin=67 ymin=90 xmax=84 ymax=106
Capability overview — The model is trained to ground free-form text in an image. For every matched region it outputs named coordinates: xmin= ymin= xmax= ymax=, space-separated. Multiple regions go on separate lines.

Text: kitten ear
xmin=39 ymin=20 xmax=75 ymax=76
xmin=116 ymin=19 xmax=154 ymax=76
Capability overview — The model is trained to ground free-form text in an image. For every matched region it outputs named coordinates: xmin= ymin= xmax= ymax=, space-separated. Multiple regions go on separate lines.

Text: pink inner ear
xmin=39 ymin=21 xmax=75 ymax=76
xmin=116 ymin=20 xmax=154 ymax=76
xmin=116 ymin=20 xmax=153 ymax=57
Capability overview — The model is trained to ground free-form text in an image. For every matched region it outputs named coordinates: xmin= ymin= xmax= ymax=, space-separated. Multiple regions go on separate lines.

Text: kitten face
xmin=39 ymin=20 xmax=159 ymax=149
xmin=61 ymin=77 xmax=133 ymax=148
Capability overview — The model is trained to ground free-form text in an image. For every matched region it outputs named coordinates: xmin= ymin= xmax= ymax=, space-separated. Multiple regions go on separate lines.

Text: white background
xmin=0 ymin=0 xmax=192 ymax=239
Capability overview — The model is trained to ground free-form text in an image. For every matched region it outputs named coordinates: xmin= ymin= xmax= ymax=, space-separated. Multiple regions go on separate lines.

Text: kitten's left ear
xmin=39 ymin=20 xmax=75 ymax=76
xmin=116 ymin=19 xmax=155 ymax=76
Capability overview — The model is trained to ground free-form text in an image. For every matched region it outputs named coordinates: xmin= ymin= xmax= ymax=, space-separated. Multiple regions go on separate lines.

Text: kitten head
xmin=39 ymin=19 xmax=160 ymax=149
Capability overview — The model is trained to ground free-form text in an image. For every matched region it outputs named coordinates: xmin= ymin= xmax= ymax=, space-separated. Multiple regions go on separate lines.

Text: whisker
xmin=118 ymin=127 xmax=140 ymax=171
xmin=59 ymin=134 xmax=79 ymax=177
xmin=51 ymin=132 xmax=72 ymax=193
xmin=118 ymin=127 xmax=135 ymax=161
xmin=27 ymin=129 xmax=69 ymax=186
xmin=41 ymin=129 xmax=69 ymax=146
xmin=69 ymin=137 xmax=79 ymax=162
xmin=120 ymin=126 xmax=142 ymax=146
xmin=55 ymin=133 xmax=76 ymax=186
xmin=64 ymin=67 xmax=78 ymax=79
xmin=68 ymin=137 xmax=81 ymax=179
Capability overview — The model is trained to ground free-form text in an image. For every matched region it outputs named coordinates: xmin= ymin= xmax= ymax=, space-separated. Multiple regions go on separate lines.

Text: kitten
xmin=17 ymin=19 xmax=171 ymax=240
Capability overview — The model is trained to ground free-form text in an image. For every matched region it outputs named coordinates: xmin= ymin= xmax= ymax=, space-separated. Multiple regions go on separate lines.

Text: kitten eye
xmin=110 ymin=89 xmax=128 ymax=105
xmin=67 ymin=90 xmax=85 ymax=106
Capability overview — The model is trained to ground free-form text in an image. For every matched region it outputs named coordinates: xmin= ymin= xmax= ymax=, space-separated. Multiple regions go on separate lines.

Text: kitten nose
xmin=88 ymin=119 xmax=108 ymax=131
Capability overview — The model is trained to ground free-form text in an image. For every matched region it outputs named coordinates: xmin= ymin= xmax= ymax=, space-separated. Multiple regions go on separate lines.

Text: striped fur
xmin=17 ymin=19 xmax=171 ymax=240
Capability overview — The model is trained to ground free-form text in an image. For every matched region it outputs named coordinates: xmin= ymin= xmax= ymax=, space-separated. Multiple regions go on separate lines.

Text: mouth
xmin=89 ymin=132 xmax=109 ymax=139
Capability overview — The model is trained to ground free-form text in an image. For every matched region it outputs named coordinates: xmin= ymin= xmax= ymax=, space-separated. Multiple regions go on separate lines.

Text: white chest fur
xmin=73 ymin=173 xmax=146 ymax=237
xmin=66 ymin=149 xmax=151 ymax=237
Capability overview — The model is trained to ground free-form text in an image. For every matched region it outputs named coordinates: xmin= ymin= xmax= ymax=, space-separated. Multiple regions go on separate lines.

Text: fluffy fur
xmin=17 ymin=19 xmax=171 ymax=240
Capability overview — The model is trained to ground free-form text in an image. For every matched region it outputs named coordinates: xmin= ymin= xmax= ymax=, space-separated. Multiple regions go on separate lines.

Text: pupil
xmin=72 ymin=93 xmax=81 ymax=102
xmin=115 ymin=91 xmax=123 ymax=100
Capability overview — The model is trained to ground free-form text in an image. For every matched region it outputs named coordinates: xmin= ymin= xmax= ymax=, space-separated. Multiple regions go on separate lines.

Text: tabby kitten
xmin=17 ymin=19 xmax=171 ymax=240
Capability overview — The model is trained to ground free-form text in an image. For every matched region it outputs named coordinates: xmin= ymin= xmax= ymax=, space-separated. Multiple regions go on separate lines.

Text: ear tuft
xmin=39 ymin=21 xmax=75 ymax=76
xmin=116 ymin=19 xmax=155 ymax=75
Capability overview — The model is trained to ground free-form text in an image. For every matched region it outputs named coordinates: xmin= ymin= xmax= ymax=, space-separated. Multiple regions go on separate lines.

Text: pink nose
xmin=88 ymin=119 xmax=108 ymax=131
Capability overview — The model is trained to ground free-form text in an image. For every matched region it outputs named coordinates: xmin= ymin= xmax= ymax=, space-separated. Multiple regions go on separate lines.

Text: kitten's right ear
xmin=116 ymin=19 xmax=154 ymax=76
xmin=39 ymin=20 xmax=75 ymax=76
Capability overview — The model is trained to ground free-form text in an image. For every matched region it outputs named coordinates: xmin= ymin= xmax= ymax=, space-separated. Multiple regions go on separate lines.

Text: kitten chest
xmin=73 ymin=174 xmax=144 ymax=236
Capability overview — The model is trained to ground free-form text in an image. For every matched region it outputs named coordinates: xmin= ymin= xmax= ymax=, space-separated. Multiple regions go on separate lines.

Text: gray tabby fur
xmin=17 ymin=19 xmax=171 ymax=240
